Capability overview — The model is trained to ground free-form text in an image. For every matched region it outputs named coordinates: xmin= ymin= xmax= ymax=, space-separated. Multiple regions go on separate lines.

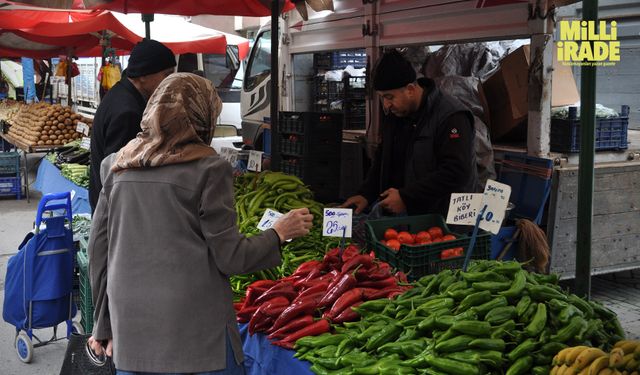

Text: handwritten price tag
xmin=479 ymin=179 xmax=511 ymax=235
xmin=257 ymin=209 xmax=283 ymax=231
xmin=228 ymin=149 xmax=238 ymax=165
xmin=80 ymin=137 xmax=91 ymax=150
xmin=446 ymin=193 xmax=484 ymax=226
xmin=322 ymin=208 xmax=352 ymax=238
xmin=248 ymin=150 xmax=263 ymax=172
xmin=76 ymin=121 xmax=90 ymax=136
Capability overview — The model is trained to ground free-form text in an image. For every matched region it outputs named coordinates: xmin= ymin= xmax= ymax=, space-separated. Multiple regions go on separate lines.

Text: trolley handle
xmin=35 ymin=192 xmax=73 ymax=228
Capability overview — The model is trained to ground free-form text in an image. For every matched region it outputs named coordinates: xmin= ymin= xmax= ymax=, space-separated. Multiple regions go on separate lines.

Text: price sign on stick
xmin=76 ymin=121 xmax=90 ymax=136
xmin=446 ymin=193 xmax=484 ymax=226
xmin=257 ymin=209 xmax=283 ymax=231
xmin=228 ymin=149 xmax=238 ymax=165
xmin=322 ymin=208 xmax=352 ymax=238
xmin=79 ymin=137 xmax=91 ymax=150
xmin=479 ymin=180 xmax=511 ymax=235
xmin=248 ymin=151 xmax=263 ymax=172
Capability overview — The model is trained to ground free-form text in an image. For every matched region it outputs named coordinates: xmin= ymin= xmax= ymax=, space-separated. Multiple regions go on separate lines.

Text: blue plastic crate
xmin=0 ymin=176 xmax=21 ymax=199
xmin=550 ymin=105 xmax=629 ymax=153
xmin=0 ymin=151 xmax=20 ymax=177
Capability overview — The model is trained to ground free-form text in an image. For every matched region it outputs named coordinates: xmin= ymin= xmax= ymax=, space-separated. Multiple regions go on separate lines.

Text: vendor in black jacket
xmin=89 ymin=39 xmax=176 ymax=212
xmin=342 ymin=50 xmax=477 ymax=217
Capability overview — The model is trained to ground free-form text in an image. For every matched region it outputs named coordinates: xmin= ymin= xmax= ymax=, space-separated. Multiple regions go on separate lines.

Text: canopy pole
xmin=575 ymin=0 xmax=598 ymax=299
xmin=66 ymin=56 xmax=72 ymax=107
xmin=142 ymin=13 xmax=154 ymax=39
xmin=270 ymin=0 xmax=280 ymax=171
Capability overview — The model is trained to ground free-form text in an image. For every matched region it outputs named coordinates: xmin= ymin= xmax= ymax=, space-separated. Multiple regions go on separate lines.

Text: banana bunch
xmin=551 ymin=340 xmax=640 ymax=375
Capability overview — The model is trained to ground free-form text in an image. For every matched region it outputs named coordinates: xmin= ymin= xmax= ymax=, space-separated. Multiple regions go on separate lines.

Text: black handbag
xmin=59 ymin=333 xmax=116 ymax=375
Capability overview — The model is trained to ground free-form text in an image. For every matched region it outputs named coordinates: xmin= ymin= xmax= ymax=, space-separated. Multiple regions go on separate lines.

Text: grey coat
xmin=88 ymin=153 xmax=281 ymax=373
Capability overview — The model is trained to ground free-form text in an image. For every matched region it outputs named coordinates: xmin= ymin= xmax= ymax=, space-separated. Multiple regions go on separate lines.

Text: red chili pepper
xmin=236 ymin=305 xmax=259 ymax=323
xmin=318 ymin=271 xmax=358 ymax=308
xmin=278 ymin=318 xmax=331 ymax=345
xmin=340 ymin=254 xmax=373 ymax=275
xmin=291 ymin=260 xmax=323 ymax=278
xmin=366 ymin=262 xmax=393 ymax=280
xmin=357 ymin=276 xmax=397 ymax=289
xmin=271 ymin=340 xmax=295 ymax=350
xmin=332 ymin=301 xmax=362 ymax=324
xmin=233 ymin=302 xmax=244 ymax=312
xmin=365 ymin=287 xmax=404 ymax=300
xmin=293 ymin=265 xmax=324 ymax=288
xmin=395 ymin=271 xmax=408 ymax=284
xmin=296 ymin=280 xmax=330 ymax=300
xmin=248 ymin=296 xmax=289 ymax=335
xmin=253 ymin=282 xmax=296 ymax=306
xmin=254 ymin=316 xmax=275 ymax=333
xmin=267 ymin=315 xmax=315 ymax=340
xmin=341 ymin=245 xmax=360 ymax=262
xmin=387 ymin=290 xmax=405 ymax=299
xmin=325 ymin=288 xmax=365 ymax=320
xmin=270 ymin=296 xmax=319 ymax=332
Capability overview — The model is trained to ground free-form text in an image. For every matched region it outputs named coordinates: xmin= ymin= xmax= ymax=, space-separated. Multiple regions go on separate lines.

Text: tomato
xmin=431 ymin=237 xmax=444 ymax=243
xmin=416 ymin=239 xmax=432 ymax=245
xmin=379 ymin=239 xmax=387 ymax=246
xmin=452 ymin=247 xmax=464 ymax=257
xmin=386 ymin=239 xmax=401 ymax=251
xmin=441 ymin=234 xmax=457 ymax=242
xmin=415 ymin=231 xmax=432 ymax=243
xmin=440 ymin=249 xmax=454 ymax=259
xmin=397 ymin=231 xmax=415 ymax=245
xmin=428 ymin=226 xmax=444 ymax=239
xmin=384 ymin=228 xmax=398 ymax=241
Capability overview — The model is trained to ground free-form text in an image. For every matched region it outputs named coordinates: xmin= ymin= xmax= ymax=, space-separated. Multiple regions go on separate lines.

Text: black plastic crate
xmin=278 ymin=112 xmax=342 ymax=137
xmin=279 ymin=133 xmax=341 ymax=159
xmin=0 ymin=151 xmax=20 ymax=177
xmin=314 ymin=52 xmax=333 ymax=70
xmin=550 ymin=105 xmax=629 ymax=153
xmin=366 ymin=215 xmax=490 ymax=281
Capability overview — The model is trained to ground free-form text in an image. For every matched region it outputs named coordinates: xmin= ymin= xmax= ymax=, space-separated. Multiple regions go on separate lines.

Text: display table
xmin=34 ymin=158 xmax=90 ymax=214
xmin=238 ymin=323 xmax=313 ymax=375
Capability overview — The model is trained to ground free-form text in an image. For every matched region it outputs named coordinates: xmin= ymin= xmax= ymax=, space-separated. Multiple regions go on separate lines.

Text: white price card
xmin=219 ymin=147 xmax=231 ymax=160
xmin=479 ymin=179 xmax=512 ymax=235
xmin=247 ymin=150 xmax=263 ymax=172
xmin=257 ymin=209 xmax=283 ymax=231
xmin=228 ymin=149 xmax=238 ymax=165
xmin=446 ymin=193 xmax=484 ymax=226
xmin=80 ymin=136 xmax=91 ymax=150
xmin=322 ymin=208 xmax=352 ymax=238
xmin=76 ymin=121 xmax=90 ymax=136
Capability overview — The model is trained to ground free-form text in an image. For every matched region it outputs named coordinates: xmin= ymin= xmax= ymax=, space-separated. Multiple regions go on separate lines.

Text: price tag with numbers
xmin=228 ymin=149 xmax=238 ymax=165
xmin=257 ymin=209 xmax=283 ymax=231
xmin=76 ymin=121 xmax=90 ymax=136
xmin=248 ymin=151 xmax=263 ymax=172
xmin=80 ymin=136 xmax=91 ymax=150
xmin=479 ymin=179 xmax=511 ymax=235
xmin=322 ymin=208 xmax=352 ymax=238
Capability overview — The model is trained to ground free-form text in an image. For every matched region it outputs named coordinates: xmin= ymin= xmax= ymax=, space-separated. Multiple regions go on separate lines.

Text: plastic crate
xmin=77 ymin=237 xmax=94 ymax=334
xmin=0 ymin=176 xmax=21 ymax=199
xmin=366 ymin=215 xmax=491 ymax=280
xmin=0 ymin=152 xmax=20 ymax=177
xmin=550 ymin=105 xmax=629 ymax=153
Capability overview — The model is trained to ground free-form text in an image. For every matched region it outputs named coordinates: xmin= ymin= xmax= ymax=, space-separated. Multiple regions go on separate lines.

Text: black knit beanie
xmin=373 ymin=50 xmax=417 ymax=91
xmin=125 ymin=39 xmax=176 ymax=78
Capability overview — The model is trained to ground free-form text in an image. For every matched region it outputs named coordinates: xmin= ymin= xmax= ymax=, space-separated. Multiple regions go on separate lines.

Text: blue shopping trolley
xmin=3 ymin=192 xmax=81 ymax=363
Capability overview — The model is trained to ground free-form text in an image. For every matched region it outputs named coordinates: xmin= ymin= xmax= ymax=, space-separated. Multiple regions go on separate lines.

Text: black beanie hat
xmin=373 ymin=50 xmax=417 ymax=91
xmin=126 ymin=39 xmax=176 ymax=78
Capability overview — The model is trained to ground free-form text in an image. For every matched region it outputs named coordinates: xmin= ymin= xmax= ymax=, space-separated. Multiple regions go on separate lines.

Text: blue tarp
xmin=34 ymin=159 xmax=90 ymax=215
xmin=20 ymin=58 xmax=36 ymax=103
xmin=239 ymin=323 xmax=313 ymax=375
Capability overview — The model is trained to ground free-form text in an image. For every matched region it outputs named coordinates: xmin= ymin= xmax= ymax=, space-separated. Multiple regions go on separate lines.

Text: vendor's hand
xmin=339 ymin=195 xmax=369 ymax=214
xmin=379 ymin=188 xmax=406 ymax=214
xmin=273 ymin=208 xmax=313 ymax=242
xmin=88 ymin=336 xmax=113 ymax=357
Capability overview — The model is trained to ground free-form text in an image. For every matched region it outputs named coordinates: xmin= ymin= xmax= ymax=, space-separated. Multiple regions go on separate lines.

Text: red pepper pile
xmin=235 ymin=245 xmax=411 ymax=349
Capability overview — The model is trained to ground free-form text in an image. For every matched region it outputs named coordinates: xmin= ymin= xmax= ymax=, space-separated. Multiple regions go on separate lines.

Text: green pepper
xmin=520 ymin=301 xmax=538 ymax=323
xmin=531 ymin=273 xmax=559 ymax=285
xmin=401 ymin=316 xmax=426 ymax=328
xmin=444 ymin=280 xmax=468 ymax=293
xmin=506 ymin=338 xmax=537 ymax=361
xmin=339 ymin=349 xmax=375 ymax=367
xmin=395 ymin=308 xmax=411 ymax=320
xmin=499 ymin=270 xmax=527 ymax=298
xmin=450 ymin=320 xmax=491 ymax=336
xmin=492 ymin=261 xmax=523 ymax=275
xmin=558 ymin=304 xmax=584 ymax=324
xmin=533 ymin=353 xmax=553 ymax=366
xmin=472 ymin=281 xmax=512 ymax=292
xmin=433 ymin=315 xmax=455 ymax=330
xmin=484 ymin=306 xmax=516 ymax=324
xmin=437 ymin=273 xmax=457 ymax=293
xmin=515 ymin=295 xmax=532 ymax=318
xmin=401 ymin=339 xmax=430 ymax=358
xmin=424 ymin=354 xmax=482 ymax=375
xmin=417 ymin=298 xmax=455 ymax=315
xmin=567 ymin=294 xmax=594 ymax=318
xmin=434 ymin=328 xmax=456 ymax=344
xmin=353 ymin=354 xmax=401 ymax=375
xmin=396 ymin=297 xmax=431 ymax=309
xmin=355 ymin=325 xmax=381 ymax=343
xmin=532 ymin=365 xmax=551 ymax=375
xmin=461 ymin=270 xmax=508 ymax=283
xmin=401 ymin=348 xmax=432 ymax=368
xmin=397 ymin=286 xmax=426 ymax=300
xmin=336 ymin=336 xmax=355 ymax=356
xmin=454 ymin=309 xmax=478 ymax=321
xmin=468 ymin=338 xmax=506 ymax=351
xmin=547 ymin=298 xmax=570 ymax=312
xmin=528 ymin=284 xmax=568 ymax=302
xmin=489 ymin=320 xmax=516 ymax=339
xmin=310 ymin=363 xmax=330 ymax=375
xmin=312 ymin=357 xmax=341 ymax=370
xmin=397 ymin=328 xmax=420 ymax=342
xmin=456 ymin=290 xmax=492 ymax=313
xmin=472 ymin=296 xmax=508 ymax=317
xmin=539 ymin=327 xmax=552 ymax=343
xmin=417 ymin=315 xmax=436 ymax=331
xmin=416 ymin=274 xmax=436 ymax=287
xmin=505 ymin=355 xmax=533 ymax=375
xmin=355 ymin=299 xmax=391 ymax=313
xmin=550 ymin=315 xmax=588 ymax=343
xmin=422 ymin=368 xmax=448 ymax=375
xmin=303 ymin=333 xmax=347 ymax=349
xmin=364 ymin=324 xmax=403 ymax=351
xmin=524 ymin=303 xmax=547 ymax=337
xmin=315 ymin=345 xmax=340 ymax=358
xmin=540 ymin=341 xmax=568 ymax=356
xmin=589 ymin=300 xmax=616 ymax=320
xmin=446 ymin=349 xmax=504 ymax=368
xmin=447 ymin=288 xmax=476 ymax=301
xmin=434 ymin=335 xmax=474 ymax=353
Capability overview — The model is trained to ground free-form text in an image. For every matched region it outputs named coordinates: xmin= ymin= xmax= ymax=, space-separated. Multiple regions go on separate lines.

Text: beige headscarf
xmin=112 ymin=73 xmax=223 ymax=172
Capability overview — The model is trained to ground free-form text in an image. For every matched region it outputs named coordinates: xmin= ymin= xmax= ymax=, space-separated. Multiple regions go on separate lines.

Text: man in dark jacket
xmin=89 ymin=39 xmax=176 ymax=212
xmin=341 ymin=50 xmax=477 ymax=217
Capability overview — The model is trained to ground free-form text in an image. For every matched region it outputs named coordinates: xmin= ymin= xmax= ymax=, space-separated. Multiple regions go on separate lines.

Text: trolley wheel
xmin=15 ymin=332 xmax=33 ymax=363
xmin=72 ymin=321 xmax=84 ymax=335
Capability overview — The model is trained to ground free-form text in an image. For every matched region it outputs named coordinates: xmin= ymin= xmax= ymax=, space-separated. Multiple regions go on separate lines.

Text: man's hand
xmin=339 ymin=195 xmax=369 ymax=214
xmin=379 ymin=188 xmax=406 ymax=214
xmin=88 ymin=336 xmax=113 ymax=357
xmin=272 ymin=208 xmax=313 ymax=242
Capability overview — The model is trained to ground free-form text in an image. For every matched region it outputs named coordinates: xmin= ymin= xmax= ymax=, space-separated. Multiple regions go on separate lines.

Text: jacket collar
xmin=120 ymin=75 xmax=146 ymax=108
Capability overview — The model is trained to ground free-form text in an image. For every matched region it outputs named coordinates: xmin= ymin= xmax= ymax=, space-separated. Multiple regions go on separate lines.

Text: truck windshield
xmin=244 ymin=30 xmax=271 ymax=91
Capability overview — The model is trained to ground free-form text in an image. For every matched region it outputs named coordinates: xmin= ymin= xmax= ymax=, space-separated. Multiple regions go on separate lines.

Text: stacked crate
xmin=0 ymin=151 xmax=21 ymax=199
xmin=277 ymin=112 xmax=342 ymax=203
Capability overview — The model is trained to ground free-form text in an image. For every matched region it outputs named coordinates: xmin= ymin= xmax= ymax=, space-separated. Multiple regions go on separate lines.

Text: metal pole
xmin=575 ymin=0 xmax=598 ymax=299
xmin=141 ymin=14 xmax=154 ymax=40
xmin=270 ymin=0 xmax=280 ymax=171
xmin=66 ymin=57 xmax=72 ymax=106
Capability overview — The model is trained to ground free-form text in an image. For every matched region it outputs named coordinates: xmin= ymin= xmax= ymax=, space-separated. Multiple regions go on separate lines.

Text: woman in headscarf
xmin=87 ymin=73 xmax=313 ymax=375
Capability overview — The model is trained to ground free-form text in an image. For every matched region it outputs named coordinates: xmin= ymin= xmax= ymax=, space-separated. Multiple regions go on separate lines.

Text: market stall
xmin=33 ymin=158 xmax=89 ymax=214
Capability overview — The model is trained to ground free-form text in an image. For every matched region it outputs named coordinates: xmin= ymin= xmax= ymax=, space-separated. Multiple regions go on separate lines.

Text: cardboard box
xmin=483 ymin=44 xmax=580 ymax=142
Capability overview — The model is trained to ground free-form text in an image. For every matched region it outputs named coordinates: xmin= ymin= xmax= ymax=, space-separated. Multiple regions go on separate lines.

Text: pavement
xmin=0 ymin=155 xmax=639 ymax=374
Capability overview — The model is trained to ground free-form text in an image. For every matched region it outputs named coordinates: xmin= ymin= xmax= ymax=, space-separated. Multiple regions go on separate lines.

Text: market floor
xmin=0 ymin=159 xmax=639 ymax=374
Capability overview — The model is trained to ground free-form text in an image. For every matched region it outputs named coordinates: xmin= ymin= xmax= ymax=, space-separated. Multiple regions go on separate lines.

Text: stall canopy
xmin=0 ymin=8 xmax=250 ymax=58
